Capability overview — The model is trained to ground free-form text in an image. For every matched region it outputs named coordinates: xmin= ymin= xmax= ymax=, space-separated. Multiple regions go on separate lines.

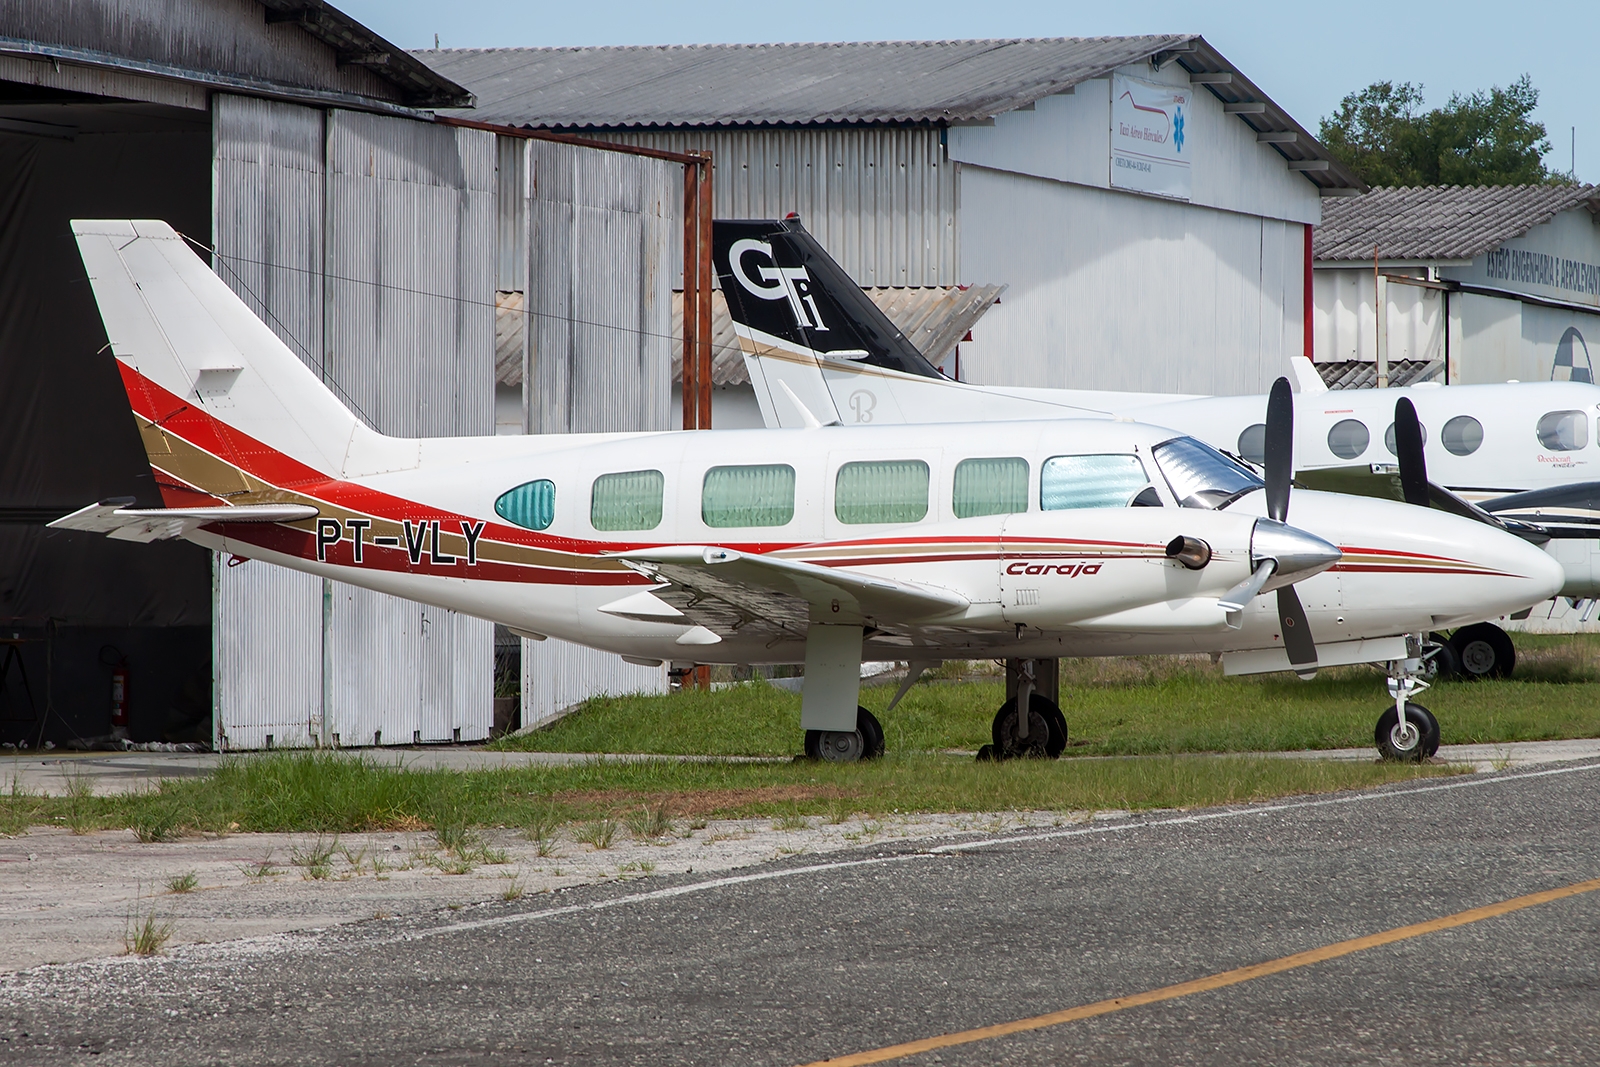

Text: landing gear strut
xmin=978 ymin=658 xmax=1068 ymax=760
xmin=805 ymin=706 xmax=884 ymax=763
xmin=1377 ymin=640 xmax=1441 ymax=762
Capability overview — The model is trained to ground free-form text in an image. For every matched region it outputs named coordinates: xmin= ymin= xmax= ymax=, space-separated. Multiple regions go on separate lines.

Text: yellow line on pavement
xmin=797 ymin=876 xmax=1600 ymax=1067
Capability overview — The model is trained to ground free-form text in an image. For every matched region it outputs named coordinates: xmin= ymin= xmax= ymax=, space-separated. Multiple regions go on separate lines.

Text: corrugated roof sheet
xmin=1316 ymin=359 xmax=1443 ymax=390
xmin=417 ymin=37 xmax=1360 ymax=191
xmin=1315 ymin=185 xmax=1600 ymax=262
xmin=418 ymin=37 xmax=1191 ymax=127
xmin=669 ymin=284 xmax=1004 ymax=387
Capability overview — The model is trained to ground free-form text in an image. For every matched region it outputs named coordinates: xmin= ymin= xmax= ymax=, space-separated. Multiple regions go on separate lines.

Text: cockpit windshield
xmin=1153 ymin=436 xmax=1263 ymax=510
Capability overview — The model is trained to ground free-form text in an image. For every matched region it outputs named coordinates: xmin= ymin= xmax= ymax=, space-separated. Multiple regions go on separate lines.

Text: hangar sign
xmin=1110 ymin=74 xmax=1192 ymax=201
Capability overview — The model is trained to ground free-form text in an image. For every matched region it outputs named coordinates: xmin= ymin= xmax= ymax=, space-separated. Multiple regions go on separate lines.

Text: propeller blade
xmin=1394 ymin=397 xmax=1429 ymax=507
xmin=1264 ymin=377 xmax=1294 ymax=522
xmin=1218 ymin=560 xmax=1276 ymax=614
xmin=1276 ymin=585 xmax=1318 ymax=680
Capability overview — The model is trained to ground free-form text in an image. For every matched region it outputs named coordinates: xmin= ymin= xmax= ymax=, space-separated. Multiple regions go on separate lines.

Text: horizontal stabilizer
xmin=49 ymin=501 xmax=318 ymax=542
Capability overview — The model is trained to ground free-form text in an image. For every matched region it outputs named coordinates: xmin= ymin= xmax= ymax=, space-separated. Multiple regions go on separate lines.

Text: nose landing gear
xmin=1377 ymin=644 xmax=1441 ymax=762
xmin=977 ymin=658 xmax=1068 ymax=761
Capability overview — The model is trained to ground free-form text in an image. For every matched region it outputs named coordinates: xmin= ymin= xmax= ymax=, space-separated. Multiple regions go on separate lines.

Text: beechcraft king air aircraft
xmin=52 ymin=221 xmax=1561 ymax=762
xmin=718 ymin=216 xmax=1600 ymax=682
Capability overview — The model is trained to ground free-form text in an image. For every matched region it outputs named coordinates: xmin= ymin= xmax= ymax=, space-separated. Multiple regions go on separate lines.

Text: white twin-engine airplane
xmin=717 ymin=216 xmax=1600 ymax=682
xmin=51 ymin=221 xmax=1560 ymax=763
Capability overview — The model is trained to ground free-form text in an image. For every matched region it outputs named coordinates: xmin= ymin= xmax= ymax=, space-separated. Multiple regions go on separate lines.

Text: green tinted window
xmin=1040 ymin=455 xmax=1150 ymax=510
xmin=591 ymin=469 xmax=664 ymax=531
xmin=953 ymin=457 xmax=1028 ymax=518
xmin=494 ymin=479 xmax=555 ymax=531
xmin=834 ymin=460 xmax=930 ymax=524
xmin=702 ymin=464 xmax=796 ymax=528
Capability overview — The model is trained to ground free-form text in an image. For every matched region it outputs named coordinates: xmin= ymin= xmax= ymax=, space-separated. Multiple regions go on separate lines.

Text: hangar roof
xmin=418 ymin=36 xmax=1361 ymax=192
xmin=1315 ymin=184 xmax=1600 ymax=262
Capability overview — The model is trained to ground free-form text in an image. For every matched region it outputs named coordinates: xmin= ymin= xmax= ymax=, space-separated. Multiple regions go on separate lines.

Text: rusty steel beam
xmin=682 ymin=160 xmax=700 ymax=431
xmin=695 ymin=154 xmax=714 ymax=429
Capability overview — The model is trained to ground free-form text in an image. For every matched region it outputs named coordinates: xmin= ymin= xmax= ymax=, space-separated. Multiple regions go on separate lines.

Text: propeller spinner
xmin=1219 ymin=377 xmax=1339 ymax=679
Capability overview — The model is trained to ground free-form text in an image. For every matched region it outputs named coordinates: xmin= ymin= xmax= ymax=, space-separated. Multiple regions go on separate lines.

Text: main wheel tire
xmin=992 ymin=695 xmax=1068 ymax=760
xmin=1375 ymin=702 xmax=1440 ymax=762
xmin=856 ymin=706 xmax=885 ymax=761
xmin=1423 ymin=632 xmax=1461 ymax=681
xmin=803 ymin=707 xmax=884 ymax=763
xmin=1450 ymin=623 xmax=1516 ymax=680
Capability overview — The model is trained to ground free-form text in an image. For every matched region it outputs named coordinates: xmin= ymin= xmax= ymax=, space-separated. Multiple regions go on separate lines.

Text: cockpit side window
xmin=1152 ymin=436 xmax=1263 ymax=510
xmin=1039 ymin=455 xmax=1152 ymax=510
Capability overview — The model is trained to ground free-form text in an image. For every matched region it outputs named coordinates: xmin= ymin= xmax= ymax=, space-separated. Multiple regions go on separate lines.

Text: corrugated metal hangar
xmin=423 ymin=36 xmax=1364 ymax=425
xmin=1314 ymin=184 xmax=1600 ymax=387
xmin=0 ymin=1 xmax=681 ymax=749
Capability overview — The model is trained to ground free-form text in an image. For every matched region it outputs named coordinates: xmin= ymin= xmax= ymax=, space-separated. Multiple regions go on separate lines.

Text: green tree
xmin=1319 ymin=75 xmax=1560 ymax=187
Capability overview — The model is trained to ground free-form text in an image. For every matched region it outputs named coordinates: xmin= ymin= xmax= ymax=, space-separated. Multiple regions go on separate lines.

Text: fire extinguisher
xmin=101 ymin=645 xmax=129 ymax=736
xmin=111 ymin=664 xmax=129 ymax=730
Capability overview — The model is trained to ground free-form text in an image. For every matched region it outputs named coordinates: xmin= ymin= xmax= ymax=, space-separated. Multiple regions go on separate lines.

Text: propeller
xmin=1393 ymin=397 xmax=1430 ymax=507
xmin=1391 ymin=396 xmax=1551 ymax=544
xmin=1218 ymin=377 xmax=1329 ymax=679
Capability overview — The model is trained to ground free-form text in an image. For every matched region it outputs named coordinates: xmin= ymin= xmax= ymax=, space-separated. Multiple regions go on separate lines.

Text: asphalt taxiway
xmin=3 ymin=761 xmax=1599 ymax=1065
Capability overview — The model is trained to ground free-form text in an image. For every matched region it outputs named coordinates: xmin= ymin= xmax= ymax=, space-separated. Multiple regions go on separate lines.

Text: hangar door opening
xmin=0 ymin=88 xmax=212 ymax=748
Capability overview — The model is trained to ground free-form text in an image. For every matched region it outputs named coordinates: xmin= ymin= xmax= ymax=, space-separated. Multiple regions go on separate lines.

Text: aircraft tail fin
xmin=713 ymin=217 xmax=945 ymax=428
xmin=1288 ymin=355 xmax=1328 ymax=395
xmin=71 ymin=220 xmax=392 ymax=507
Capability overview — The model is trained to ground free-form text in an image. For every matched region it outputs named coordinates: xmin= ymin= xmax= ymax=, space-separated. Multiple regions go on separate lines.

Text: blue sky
xmin=340 ymin=0 xmax=1597 ymax=182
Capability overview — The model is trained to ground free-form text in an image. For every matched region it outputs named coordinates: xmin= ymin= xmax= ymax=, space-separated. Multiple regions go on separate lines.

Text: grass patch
xmin=490 ymin=634 xmax=1600 ymax=758
xmin=165 ymin=871 xmax=199 ymax=894
xmin=0 ymin=750 xmax=1457 ymax=838
xmin=123 ymin=908 xmax=174 ymax=957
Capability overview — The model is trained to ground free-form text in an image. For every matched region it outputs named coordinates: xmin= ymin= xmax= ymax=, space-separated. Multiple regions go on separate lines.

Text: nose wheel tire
xmin=1375 ymin=702 xmax=1440 ymax=762
xmin=804 ymin=706 xmax=885 ymax=763
xmin=988 ymin=695 xmax=1068 ymax=760
xmin=1449 ymin=623 xmax=1515 ymax=680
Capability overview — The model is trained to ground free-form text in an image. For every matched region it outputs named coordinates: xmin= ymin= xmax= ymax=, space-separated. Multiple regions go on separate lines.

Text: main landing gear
xmin=977 ymin=658 xmax=1068 ymax=761
xmin=804 ymin=706 xmax=885 ymax=763
xmin=1377 ymin=641 xmax=1441 ymax=762
xmin=1423 ymin=624 xmax=1516 ymax=681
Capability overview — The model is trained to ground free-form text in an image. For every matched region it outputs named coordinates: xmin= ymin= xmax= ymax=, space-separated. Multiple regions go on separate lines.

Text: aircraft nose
xmin=1251 ymin=517 xmax=1342 ymax=587
xmin=1515 ymin=534 xmax=1568 ymax=600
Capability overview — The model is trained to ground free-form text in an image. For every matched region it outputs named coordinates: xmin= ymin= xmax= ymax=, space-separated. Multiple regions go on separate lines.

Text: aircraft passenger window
xmin=591 ymin=469 xmax=664 ymax=531
xmin=953 ymin=457 xmax=1028 ymax=518
xmin=702 ymin=464 xmax=796 ymax=528
xmin=1236 ymin=424 xmax=1266 ymax=465
xmin=494 ymin=479 xmax=555 ymax=531
xmin=1536 ymin=410 xmax=1589 ymax=451
xmin=1040 ymin=455 xmax=1151 ymax=510
xmin=1383 ymin=421 xmax=1427 ymax=456
xmin=1441 ymin=415 xmax=1484 ymax=456
xmin=835 ymin=460 xmax=930 ymax=524
xmin=1327 ymin=419 xmax=1370 ymax=460
xmin=1152 ymin=437 xmax=1263 ymax=510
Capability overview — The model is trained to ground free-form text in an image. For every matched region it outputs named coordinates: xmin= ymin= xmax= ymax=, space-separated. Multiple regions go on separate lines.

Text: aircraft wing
xmin=48 ymin=501 xmax=319 ymax=543
xmin=608 ymin=546 xmax=969 ymax=637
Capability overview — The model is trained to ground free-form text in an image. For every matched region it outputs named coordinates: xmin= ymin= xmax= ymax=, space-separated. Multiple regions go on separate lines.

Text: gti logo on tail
xmin=729 ymin=238 xmax=829 ymax=331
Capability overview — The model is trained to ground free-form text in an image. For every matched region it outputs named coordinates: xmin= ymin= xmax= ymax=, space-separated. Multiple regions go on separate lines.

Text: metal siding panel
xmin=214 ymin=557 xmax=322 ymax=750
xmin=958 ymin=165 xmax=1295 ymax=396
xmin=322 ymin=111 xmax=496 ymax=746
xmin=595 ymin=128 xmax=954 ymax=287
xmin=212 ymin=95 xmax=327 ymax=750
xmin=526 ymin=140 xmax=675 ymax=433
xmin=520 ymin=637 xmax=668 ymax=729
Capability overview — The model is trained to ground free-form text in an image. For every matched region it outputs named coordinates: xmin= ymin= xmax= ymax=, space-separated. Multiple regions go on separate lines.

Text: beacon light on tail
xmin=52 ymin=220 xmax=1562 ymax=763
